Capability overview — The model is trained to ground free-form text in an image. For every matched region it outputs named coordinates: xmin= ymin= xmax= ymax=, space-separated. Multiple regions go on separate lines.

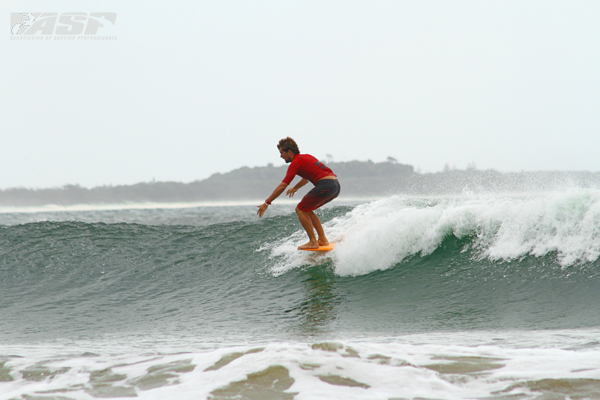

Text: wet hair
xmin=277 ymin=137 xmax=300 ymax=155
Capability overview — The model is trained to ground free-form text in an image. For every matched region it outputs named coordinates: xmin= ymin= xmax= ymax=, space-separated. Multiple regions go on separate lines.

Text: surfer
xmin=257 ymin=137 xmax=340 ymax=250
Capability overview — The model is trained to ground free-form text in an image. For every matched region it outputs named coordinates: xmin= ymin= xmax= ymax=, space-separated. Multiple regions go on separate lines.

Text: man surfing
xmin=257 ymin=137 xmax=341 ymax=250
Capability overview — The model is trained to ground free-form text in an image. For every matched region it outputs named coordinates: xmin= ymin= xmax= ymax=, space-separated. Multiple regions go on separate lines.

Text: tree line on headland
xmin=1 ymin=160 xmax=600 ymax=207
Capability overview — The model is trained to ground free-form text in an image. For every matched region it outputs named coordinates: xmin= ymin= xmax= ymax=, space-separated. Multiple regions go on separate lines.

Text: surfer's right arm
xmin=257 ymin=182 xmax=289 ymax=218
xmin=286 ymin=178 xmax=309 ymax=198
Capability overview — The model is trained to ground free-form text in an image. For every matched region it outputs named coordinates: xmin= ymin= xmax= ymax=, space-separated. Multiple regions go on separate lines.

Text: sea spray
xmin=266 ymin=188 xmax=600 ymax=276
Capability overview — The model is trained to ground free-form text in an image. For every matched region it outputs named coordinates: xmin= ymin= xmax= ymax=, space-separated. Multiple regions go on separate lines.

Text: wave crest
xmin=267 ymin=189 xmax=600 ymax=276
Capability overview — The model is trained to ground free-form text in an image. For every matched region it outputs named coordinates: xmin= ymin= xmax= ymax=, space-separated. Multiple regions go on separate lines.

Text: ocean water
xmin=2 ymin=190 xmax=600 ymax=399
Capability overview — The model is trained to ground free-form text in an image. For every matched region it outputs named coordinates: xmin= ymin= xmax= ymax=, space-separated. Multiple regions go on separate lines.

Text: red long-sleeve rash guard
xmin=282 ymin=154 xmax=336 ymax=185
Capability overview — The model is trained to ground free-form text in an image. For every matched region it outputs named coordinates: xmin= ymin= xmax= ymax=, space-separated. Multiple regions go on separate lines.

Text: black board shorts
xmin=297 ymin=179 xmax=341 ymax=212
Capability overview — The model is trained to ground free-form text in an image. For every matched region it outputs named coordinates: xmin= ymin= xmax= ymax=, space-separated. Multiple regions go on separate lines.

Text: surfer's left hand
xmin=257 ymin=203 xmax=268 ymax=217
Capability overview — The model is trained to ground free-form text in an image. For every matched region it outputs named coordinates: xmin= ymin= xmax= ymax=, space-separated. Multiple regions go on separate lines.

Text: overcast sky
xmin=2 ymin=1 xmax=599 ymax=189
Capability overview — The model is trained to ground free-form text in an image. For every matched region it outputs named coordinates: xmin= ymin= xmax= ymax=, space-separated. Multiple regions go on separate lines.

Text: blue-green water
xmin=2 ymin=191 xmax=600 ymax=399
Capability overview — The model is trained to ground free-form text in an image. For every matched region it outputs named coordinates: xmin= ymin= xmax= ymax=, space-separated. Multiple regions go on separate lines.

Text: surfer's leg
xmin=296 ymin=208 xmax=319 ymax=249
xmin=307 ymin=211 xmax=328 ymax=246
xmin=295 ymin=180 xmax=340 ymax=249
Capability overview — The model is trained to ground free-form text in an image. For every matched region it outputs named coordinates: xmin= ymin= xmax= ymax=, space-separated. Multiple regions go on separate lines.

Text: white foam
xmin=0 ymin=197 xmax=370 ymax=215
xmin=266 ymin=188 xmax=600 ymax=276
xmin=3 ymin=330 xmax=600 ymax=400
xmin=0 ymin=200 xmax=276 ymax=214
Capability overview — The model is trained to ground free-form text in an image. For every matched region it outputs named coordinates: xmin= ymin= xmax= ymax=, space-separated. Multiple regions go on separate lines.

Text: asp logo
xmin=11 ymin=12 xmax=116 ymax=36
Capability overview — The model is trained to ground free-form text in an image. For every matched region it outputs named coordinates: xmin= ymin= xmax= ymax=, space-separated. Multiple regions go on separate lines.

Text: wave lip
xmin=268 ymin=189 xmax=600 ymax=276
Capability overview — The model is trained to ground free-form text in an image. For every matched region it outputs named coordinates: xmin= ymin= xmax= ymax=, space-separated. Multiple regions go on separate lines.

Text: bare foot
xmin=298 ymin=241 xmax=319 ymax=250
xmin=318 ymin=239 xmax=329 ymax=246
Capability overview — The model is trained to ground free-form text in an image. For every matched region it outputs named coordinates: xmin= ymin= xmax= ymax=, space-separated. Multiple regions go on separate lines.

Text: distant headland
xmin=1 ymin=160 xmax=600 ymax=207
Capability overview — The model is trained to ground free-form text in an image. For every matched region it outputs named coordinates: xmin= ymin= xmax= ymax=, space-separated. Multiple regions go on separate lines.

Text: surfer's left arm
xmin=257 ymin=182 xmax=288 ymax=217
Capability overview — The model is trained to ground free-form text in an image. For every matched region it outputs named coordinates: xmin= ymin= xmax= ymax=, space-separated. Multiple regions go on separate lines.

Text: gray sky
xmin=2 ymin=1 xmax=599 ymax=189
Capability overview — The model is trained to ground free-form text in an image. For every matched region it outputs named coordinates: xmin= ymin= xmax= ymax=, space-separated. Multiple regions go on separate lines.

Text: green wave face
xmin=2 ymin=190 xmax=600 ymax=344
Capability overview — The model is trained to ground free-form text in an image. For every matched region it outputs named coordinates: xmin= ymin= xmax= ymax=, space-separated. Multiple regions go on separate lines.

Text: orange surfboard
xmin=300 ymin=243 xmax=336 ymax=252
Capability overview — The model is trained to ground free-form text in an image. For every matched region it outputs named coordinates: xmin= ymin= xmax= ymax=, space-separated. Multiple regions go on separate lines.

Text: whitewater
xmin=2 ymin=188 xmax=600 ymax=399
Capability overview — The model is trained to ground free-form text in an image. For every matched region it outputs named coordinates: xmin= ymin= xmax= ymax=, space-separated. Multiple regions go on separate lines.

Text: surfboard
xmin=300 ymin=243 xmax=336 ymax=252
